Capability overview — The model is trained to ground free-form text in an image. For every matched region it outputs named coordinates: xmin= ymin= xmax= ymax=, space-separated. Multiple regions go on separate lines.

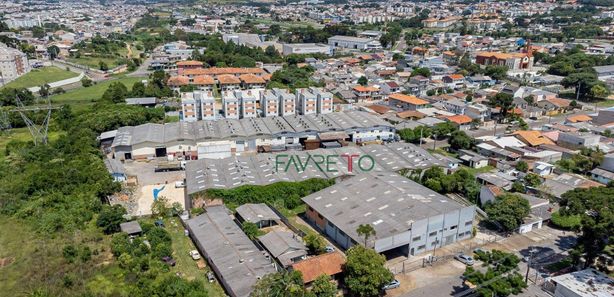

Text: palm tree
xmin=356 ymin=224 xmax=376 ymax=247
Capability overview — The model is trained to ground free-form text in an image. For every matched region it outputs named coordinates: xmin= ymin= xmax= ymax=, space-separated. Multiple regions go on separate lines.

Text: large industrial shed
xmin=302 ymin=171 xmax=476 ymax=257
xmin=185 ymin=206 xmax=278 ymax=297
xmin=108 ymin=110 xmax=395 ymax=160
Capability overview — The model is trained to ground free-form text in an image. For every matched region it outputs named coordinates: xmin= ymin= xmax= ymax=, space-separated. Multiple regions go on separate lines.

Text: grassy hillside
xmin=1 ymin=67 xmax=79 ymax=89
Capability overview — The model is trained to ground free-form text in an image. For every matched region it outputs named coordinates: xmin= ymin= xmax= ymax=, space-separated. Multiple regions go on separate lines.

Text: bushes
xmin=202 ymin=178 xmax=335 ymax=210
xmin=550 ymin=211 xmax=581 ymax=230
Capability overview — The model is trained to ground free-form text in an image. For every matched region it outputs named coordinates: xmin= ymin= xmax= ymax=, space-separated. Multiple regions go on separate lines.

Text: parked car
xmin=325 ymin=246 xmax=335 ymax=253
xmin=162 ymin=256 xmax=176 ymax=266
xmin=455 ymin=254 xmax=474 ymax=266
xmin=206 ymin=271 xmax=215 ymax=283
xmin=155 ymin=220 xmax=165 ymax=227
xmin=382 ymin=279 xmax=400 ymax=290
xmin=189 ymin=250 xmax=201 ymax=260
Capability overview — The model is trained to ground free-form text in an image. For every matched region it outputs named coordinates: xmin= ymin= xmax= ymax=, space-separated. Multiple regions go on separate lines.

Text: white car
xmin=455 ymin=254 xmax=474 ymax=266
xmin=383 ymin=279 xmax=400 ymax=290
xmin=189 ymin=250 xmax=201 ymax=260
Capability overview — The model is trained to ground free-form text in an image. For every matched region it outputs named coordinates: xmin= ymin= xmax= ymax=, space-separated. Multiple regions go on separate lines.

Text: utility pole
xmin=525 ymin=248 xmax=535 ymax=283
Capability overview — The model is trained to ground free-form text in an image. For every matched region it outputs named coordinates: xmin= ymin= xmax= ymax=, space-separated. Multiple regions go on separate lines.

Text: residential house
xmin=465 ymin=104 xmax=491 ymax=122
xmin=218 ymin=74 xmax=242 ymax=92
xmin=475 ymin=51 xmax=534 ymax=71
xmin=290 ymin=252 xmax=345 ymax=284
xmin=239 ymin=74 xmax=266 ymax=90
xmin=532 ymin=161 xmax=554 ymax=176
xmin=537 ymin=97 xmax=570 ymax=115
xmin=389 ymin=93 xmax=429 ymax=110
xmin=513 ymin=131 xmax=555 ymax=147
xmin=380 ymin=81 xmax=401 ymax=98
xmin=352 ymin=85 xmax=379 ymax=102
xmin=557 ymin=132 xmax=601 ymax=149
xmin=446 ymin=114 xmax=472 ymax=130
xmin=543 ymin=269 xmax=614 ymax=297
xmin=443 ymin=74 xmax=465 ymax=89
xmin=443 ymin=99 xmax=467 ymax=115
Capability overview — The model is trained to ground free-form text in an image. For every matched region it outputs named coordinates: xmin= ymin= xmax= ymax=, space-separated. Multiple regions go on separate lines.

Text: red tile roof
xmin=446 ymin=114 xmax=472 ymax=125
xmin=291 ymin=252 xmax=345 ymax=283
xmin=389 ymin=93 xmax=429 ymax=105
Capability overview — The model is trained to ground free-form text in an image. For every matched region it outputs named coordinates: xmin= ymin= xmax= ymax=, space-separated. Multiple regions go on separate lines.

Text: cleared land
xmin=49 ymin=76 xmax=144 ymax=106
xmin=1 ymin=67 xmax=79 ymax=89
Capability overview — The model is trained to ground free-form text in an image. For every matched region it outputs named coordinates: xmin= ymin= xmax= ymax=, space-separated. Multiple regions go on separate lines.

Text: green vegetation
xmin=413 ymin=166 xmax=481 ymax=204
xmin=200 ymin=178 xmax=335 ymax=210
xmin=550 ymin=211 xmax=582 ymax=230
xmin=241 ymin=221 xmax=264 ymax=240
xmin=485 ymin=194 xmax=531 ymax=232
xmin=465 ymin=249 xmax=527 ymax=297
xmin=555 ymin=147 xmax=604 ymax=174
xmin=356 ymin=224 xmax=376 ymax=246
xmin=304 ymin=233 xmax=327 ymax=255
xmin=545 ymin=257 xmax=573 ymax=273
xmin=344 ymin=246 xmax=394 ymax=297
xmin=269 ymin=65 xmax=320 ymax=90
xmin=559 ymin=186 xmax=614 ymax=270
xmin=252 ymin=271 xmax=305 ymax=297
xmin=1 ymin=67 xmax=78 ymax=89
xmin=310 ymin=274 xmax=338 ymax=297
xmin=49 ymin=76 xmax=144 ymax=106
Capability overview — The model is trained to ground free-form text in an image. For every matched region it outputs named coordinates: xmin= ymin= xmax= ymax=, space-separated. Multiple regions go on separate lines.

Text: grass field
xmin=0 ymin=128 xmax=63 ymax=155
xmin=49 ymin=76 xmax=144 ymax=106
xmin=1 ymin=67 xmax=79 ymax=89
xmin=146 ymin=217 xmax=226 ymax=296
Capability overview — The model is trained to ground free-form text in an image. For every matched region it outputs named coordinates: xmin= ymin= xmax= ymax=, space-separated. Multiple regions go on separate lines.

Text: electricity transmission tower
xmin=12 ymin=95 xmax=58 ymax=145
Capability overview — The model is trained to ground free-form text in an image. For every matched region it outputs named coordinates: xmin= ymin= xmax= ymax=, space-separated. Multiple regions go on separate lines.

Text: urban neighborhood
xmin=0 ymin=1 xmax=613 ymax=297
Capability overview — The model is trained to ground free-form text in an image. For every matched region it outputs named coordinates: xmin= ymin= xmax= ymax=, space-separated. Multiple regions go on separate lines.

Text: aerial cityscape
xmin=0 ymin=0 xmax=613 ymax=297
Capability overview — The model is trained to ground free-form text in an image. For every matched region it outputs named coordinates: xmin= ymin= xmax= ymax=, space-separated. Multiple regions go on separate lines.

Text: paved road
xmin=395 ymin=226 xmax=575 ymax=297
xmin=128 ymin=55 xmax=153 ymax=77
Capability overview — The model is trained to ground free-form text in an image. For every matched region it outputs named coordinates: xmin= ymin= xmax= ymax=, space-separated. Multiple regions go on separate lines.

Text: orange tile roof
xmin=545 ymin=97 xmax=571 ymax=108
xmin=367 ymin=104 xmax=392 ymax=114
xmin=389 ymin=93 xmax=429 ymax=105
xmin=291 ymin=252 xmax=345 ymax=283
xmin=397 ymin=110 xmax=426 ymax=119
xmin=512 ymin=130 xmax=555 ymax=146
xmin=476 ymin=51 xmax=529 ymax=60
xmin=447 ymin=74 xmax=465 ymax=80
xmin=353 ymin=85 xmax=378 ymax=92
xmin=184 ymin=67 xmax=264 ymax=76
xmin=217 ymin=74 xmax=241 ymax=84
xmin=566 ymin=114 xmax=592 ymax=123
xmin=167 ymin=75 xmax=189 ymax=86
xmin=239 ymin=73 xmax=266 ymax=84
xmin=192 ymin=75 xmax=215 ymax=85
xmin=176 ymin=60 xmax=203 ymax=66
xmin=446 ymin=114 xmax=472 ymax=125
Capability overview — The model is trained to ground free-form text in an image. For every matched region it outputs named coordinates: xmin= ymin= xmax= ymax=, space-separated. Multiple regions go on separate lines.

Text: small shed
xmin=235 ymin=203 xmax=280 ymax=228
xmin=120 ymin=221 xmax=142 ymax=236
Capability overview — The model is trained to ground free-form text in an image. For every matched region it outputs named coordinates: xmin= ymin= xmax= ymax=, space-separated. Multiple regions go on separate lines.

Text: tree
xmin=483 ymin=65 xmax=509 ymax=81
xmin=524 ymin=173 xmax=541 ymax=187
xmin=488 ymin=93 xmax=514 ymax=120
xmin=449 ymin=130 xmax=473 ymax=150
xmin=511 ymin=181 xmax=525 ymax=193
xmin=515 ymin=161 xmax=528 ymax=173
xmin=131 ymin=81 xmax=146 ymax=97
xmin=81 ymin=77 xmax=93 ymax=87
xmin=241 ymin=221 xmax=261 ymax=240
xmin=589 ymin=84 xmax=609 ymax=99
xmin=304 ymin=233 xmax=327 ymax=255
xmin=252 ymin=271 xmax=305 ymax=297
xmin=411 ymin=67 xmax=431 ymax=78
xmin=344 ymin=246 xmax=394 ymax=297
xmin=39 ymin=84 xmax=50 ymax=98
xmin=356 ymin=224 xmax=376 ymax=246
xmin=99 ymin=61 xmax=109 ymax=71
xmin=101 ymin=82 xmax=128 ymax=103
xmin=47 ymin=45 xmax=60 ymax=60
xmin=485 ymin=194 xmax=530 ymax=232
xmin=559 ymin=187 xmax=614 ymax=269
xmin=357 ymin=76 xmax=368 ymax=86
xmin=96 ymin=204 xmax=127 ymax=234
xmin=311 ymin=274 xmax=337 ymax=297
xmin=464 ymin=250 xmax=527 ymax=297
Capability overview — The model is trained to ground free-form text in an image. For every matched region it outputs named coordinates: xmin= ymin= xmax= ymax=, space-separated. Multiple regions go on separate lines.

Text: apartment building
xmin=181 ymin=91 xmax=216 ymax=121
xmin=273 ymin=88 xmax=296 ymax=117
xmin=0 ymin=44 xmax=30 ymax=86
xmin=236 ymin=90 xmax=258 ymax=118
xmin=261 ymin=91 xmax=280 ymax=117
xmin=296 ymin=88 xmax=318 ymax=115
xmin=222 ymin=91 xmax=240 ymax=119
xmin=311 ymin=87 xmax=334 ymax=114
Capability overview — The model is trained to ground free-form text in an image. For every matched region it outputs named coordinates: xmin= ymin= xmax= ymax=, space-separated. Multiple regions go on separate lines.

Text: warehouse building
xmin=185 ymin=206 xmax=278 ymax=297
xmin=185 ymin=143 xmax=446 ymax=195
xmin=109 ymin=111 xmax=395 ymax=160
xmin=302 ymin=171 xmax=476 ymax=256
xmin=282 ymin=43 xmax=332 ymax=56
xmin=328 ymin=35 xmax=382 ymax=51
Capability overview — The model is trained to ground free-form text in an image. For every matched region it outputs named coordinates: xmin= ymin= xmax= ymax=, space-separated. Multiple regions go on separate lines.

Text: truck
xmin=154 ymin=161 xmax=186 ymax=172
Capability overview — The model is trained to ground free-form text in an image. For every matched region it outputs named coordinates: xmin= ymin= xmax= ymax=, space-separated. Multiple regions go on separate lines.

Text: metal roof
xmin=109 ymin=111 xmax=392 ymax=147
xmin=185 ymin=206 xmax=278 ymax=297
xmin=235 ymin=203 xmax=280 ymax=224
xmin=302 ymin=171 xmax=468 ymax=243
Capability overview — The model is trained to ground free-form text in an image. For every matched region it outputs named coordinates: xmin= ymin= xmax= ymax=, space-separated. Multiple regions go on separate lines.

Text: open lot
xmin=1 ymin=66 xmax=79 ymax=89
xmin=49 ymin=76 xmax=143 ymax=106
xmin=123 ymin=159 xmax=186 ymax=216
